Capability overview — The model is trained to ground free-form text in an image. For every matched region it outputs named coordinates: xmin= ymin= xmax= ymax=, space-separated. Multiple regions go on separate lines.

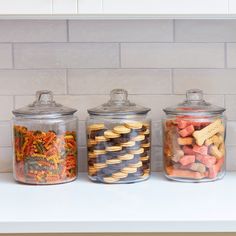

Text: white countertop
xmin=0 ymin=172 xmax=236 ymax=233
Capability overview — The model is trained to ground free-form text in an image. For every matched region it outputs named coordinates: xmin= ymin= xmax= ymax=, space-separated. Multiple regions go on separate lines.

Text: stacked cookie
xmin=87 ymin=121 xmax=151 ymax=183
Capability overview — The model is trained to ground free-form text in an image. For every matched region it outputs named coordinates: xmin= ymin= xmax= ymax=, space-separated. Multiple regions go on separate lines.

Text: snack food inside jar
xmin=12 ymin=90 xmax=78 ymax=185
xmin=14 ymin=121 xmax=78 ymax=185
xmin=163 ymin=115 xmax=225 ymax=182
xmin=87 ymin=120 xmax=151 ymax=184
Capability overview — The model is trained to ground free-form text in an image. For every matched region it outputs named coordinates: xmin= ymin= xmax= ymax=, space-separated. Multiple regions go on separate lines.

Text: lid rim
xmin=12 ymin=110 xmax=77 ymax=118
xmin=163 ymin=108 xmax=226 ymax=116
xmin=87 ymin=109 xmax=151 ymax=116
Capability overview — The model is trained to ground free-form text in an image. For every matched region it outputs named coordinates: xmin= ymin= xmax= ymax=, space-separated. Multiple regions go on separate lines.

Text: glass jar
xmin=86 ymin=89 xmax=151 ymax=184
xmin=12 ymin=90 xmax=78 ymax=185
xmin=163 ymin=89 xmax=226 ymax=182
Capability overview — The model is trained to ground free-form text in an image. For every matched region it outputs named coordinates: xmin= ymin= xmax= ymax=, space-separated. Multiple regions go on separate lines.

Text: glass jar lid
xmin=88 ymin=89 xmax=150 ymax=116
xmin=163 ymin=89 xmax=225 ymax=115
xmin=13 ymin=90 xmax=77 ymax=118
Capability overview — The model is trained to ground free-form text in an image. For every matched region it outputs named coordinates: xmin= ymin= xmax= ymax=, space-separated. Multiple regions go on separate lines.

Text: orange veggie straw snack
xmin=14 ymin=125 xmax=77 ymax=184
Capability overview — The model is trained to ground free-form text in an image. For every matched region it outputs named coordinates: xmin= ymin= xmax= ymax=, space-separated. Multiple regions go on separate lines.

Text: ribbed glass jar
xmin=12 ymin=90 xmax=78 ymax=185
xmin=86 ymin=89 xmax=151 ymax=184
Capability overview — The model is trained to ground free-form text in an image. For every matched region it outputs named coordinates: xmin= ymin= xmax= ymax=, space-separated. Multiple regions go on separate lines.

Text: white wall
xmin=0 ymin=19 xmax=236 ymax=173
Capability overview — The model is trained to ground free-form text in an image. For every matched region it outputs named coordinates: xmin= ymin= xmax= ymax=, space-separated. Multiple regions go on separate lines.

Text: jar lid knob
xmin=35 ymin=90 xmax=54 ymax=105
xmin=109 ymin=89 xmax=128 ymax=104
xmin=186 ymin=89 xmax=203 ymax=102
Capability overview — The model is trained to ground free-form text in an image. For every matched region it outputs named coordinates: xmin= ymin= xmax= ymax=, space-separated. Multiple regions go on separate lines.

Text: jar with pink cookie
xmin=163 ymin=89 xmax=226 ymax=182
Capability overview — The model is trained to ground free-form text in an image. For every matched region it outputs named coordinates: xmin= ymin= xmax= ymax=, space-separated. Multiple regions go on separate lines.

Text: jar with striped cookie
xmin=86 ymin=89 xmax=151 ymax=184
xmin=163 ymin=89 xmax=226 ymax=182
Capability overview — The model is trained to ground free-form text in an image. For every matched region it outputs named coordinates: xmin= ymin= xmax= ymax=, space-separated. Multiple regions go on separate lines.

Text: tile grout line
xmin=1 ymin=41 xmax=232 ymax=44
xmin=0 ymin=67 xmax=234 ymax=70
xmin=171 ymin=69 xmax=174 ymax=94
xmin=119 ymin=43 xmax=121 ymax=68
xmin=11 ymin=43 xmax=15 ymax=69
xmin=173 ymin=19 xmax=176 ymax=42
xmin=66 ymin=69 xmax=69 ymax=94
xmin=66 ymin=20 xmax=70 ymax=42
xmin=224 ymin=94 xmax=226 ymax=108
xmin=225 ymin=42 xmax=228 ymax=68
xmin=13 ymin=95 xmax=16 ymax=110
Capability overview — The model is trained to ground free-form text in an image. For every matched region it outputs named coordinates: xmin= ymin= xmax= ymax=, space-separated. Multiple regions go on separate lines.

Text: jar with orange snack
xmin=163 ymin=89 xmax=226 ymax=182
xmin=12 ymin=90 xmax=78 ymax=185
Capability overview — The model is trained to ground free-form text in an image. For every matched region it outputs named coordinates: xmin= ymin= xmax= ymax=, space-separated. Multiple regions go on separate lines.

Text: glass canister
xmin=163 ymin=89 xmax=226 ymax=182
xmin=86 ymin=89 xmax=151 ymax=184
xmin=12 ymin=90 xmax=78 ymax=185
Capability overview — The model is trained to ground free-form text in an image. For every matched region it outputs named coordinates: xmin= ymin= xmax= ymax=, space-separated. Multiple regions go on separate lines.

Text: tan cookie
xmin=88 ymin=152 xmax=97 ymax=159
xmin=143 ymin=122 xmax=150 ymax=128
xmin=118 ymin=154 xmax=134 ymax=161
xmin=140 ymin=172 xmax=150 ymax=179
xmin=106 ymin=159 xmax=122 ymax=165
xmin=132 ymin=135 xmax=145 ymax=142
xmin=93 ymin=150 xmax=106 ymax=155
xmin=121 ymin=167 xmax=138 ymax=174
xmin=95 ymin=136 xmax=108 ymax=142
xmin=88 ymin=166 xmax=97 ymax=175
xmin=219 ymin=142 xmax=225 ymax=156
xmin=104 ymin=130 xmax=120 ymax=139
xmin=144 ymin=168 xmax=150 ymax=174
xmin=141 ymin=143 xmax=151 ymax=148
xmin=88 ymin=123 xmax=105 ymax=131
xmin=141 ymin=156 xmax=149 ymax=161
xmin=112 ymin=172 xmax=128 ymax=179
xmin=140 ymin=129 xmax=150 ymax=135
xmin=205 ymin=134 xmax=224 ymax=147
xmin=210 ymin=145 xmax=224 ymax=159
xmin=87 ymin=139 xmax=97 ymax=147
xmin=113 ymin=125 xmax=131 ymax=134
xmin=94 ymin=163 xmax=107 ymax=169
xmin=190 ymin=163 xmax=206 ymax=174
xmin=193 ymin=119 xmax=224 ymax=146
xmin=205 ymin=136 xmax=215 ymax=146
xmin=125 ymin=121 xmax=143 ymax=130
xmin=129 ymin=161 xmax=143 ymax=168
xmin=177 ymin=137 xmax=193 ymax=146
xmin=171 ymin=150 xmax=184 ymax=162
xmin=106 ymin=146 xmax=122 ymax=152
xmin=129 ymin=148 xmax=144 ymax=155
xmin=121 ymin=141 xmax=136 ymax=147
xmin=217 ymin=134 xmax=224 ymax=143
xmin=103 ymin=176 xmax=119 ymax=183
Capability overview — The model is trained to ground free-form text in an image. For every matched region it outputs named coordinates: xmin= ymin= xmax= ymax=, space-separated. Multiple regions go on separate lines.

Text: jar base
xmin=88 ymin=174 xmax=150 ymax=184
xmin=164 ymin=172 xmax=225 ymax=183
xmin=14 ymin=176 xmax=78 ymax=185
